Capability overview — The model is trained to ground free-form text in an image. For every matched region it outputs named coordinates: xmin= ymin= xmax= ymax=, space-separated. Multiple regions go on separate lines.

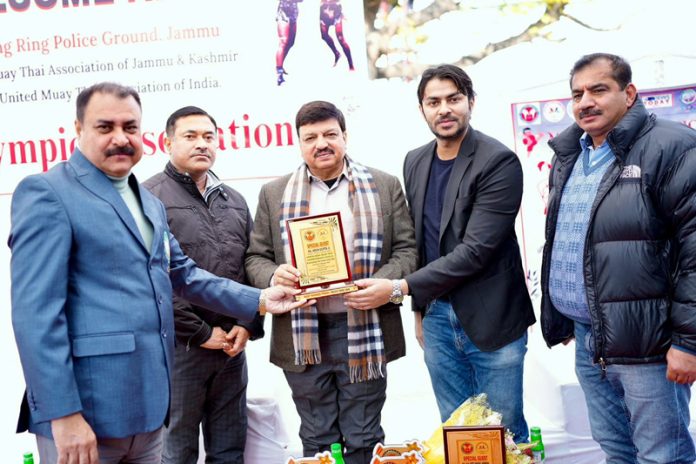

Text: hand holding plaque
xmin=286 ymin=212 xmax=358 ymax=301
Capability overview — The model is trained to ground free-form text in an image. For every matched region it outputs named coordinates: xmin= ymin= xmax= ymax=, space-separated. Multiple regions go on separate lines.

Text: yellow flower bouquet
xmin=422 ymin=394 xmax=533 ymax=464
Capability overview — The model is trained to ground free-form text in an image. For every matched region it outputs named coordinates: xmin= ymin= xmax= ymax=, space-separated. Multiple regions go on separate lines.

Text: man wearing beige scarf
xmin=245 ymin=101 xmax=417 ymax=463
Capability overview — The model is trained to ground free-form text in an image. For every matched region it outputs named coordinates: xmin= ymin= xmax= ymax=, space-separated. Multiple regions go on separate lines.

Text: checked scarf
xmin=280 ymin=156 xmax=386 ymax=383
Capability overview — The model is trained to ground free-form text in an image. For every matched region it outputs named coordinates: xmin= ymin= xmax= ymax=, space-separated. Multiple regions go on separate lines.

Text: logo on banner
xmin=642 ymin=94 xmax=673 ymax=109
xmin=542 ymin=101 xmax=565 ymax=123
xmin=681 ymin=89 xmax=696 ymax=105
xmin=566 ymin=100 xmax=575 ymax=120
xmin=518 ymin=103 xmax=541 ymax=125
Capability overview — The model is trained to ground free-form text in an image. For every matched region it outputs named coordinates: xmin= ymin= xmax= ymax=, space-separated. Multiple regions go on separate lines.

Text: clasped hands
xmin=201 ymin=326 xmax=249 ymax=357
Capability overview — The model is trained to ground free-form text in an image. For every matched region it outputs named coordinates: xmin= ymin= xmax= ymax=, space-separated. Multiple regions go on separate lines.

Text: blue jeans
xmin=574 ymin=321 xmax=695 ymax=464
xmin=422 ymin=298 xmax=529 ymax=442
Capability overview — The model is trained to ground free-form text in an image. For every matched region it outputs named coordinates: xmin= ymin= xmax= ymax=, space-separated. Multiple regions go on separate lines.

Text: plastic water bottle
xmin=530 ymin=426 xmax=546 ymax=463
xmin=330 ymin=442 xmax=345 ymax=464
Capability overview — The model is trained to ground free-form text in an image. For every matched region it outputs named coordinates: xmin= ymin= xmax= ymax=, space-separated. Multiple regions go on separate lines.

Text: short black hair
xmin=295 ymin=100 xmax=346 ymax=135
xmin=165 ymin=106 xmax=217 ymax=136
xmin=76 ymin=82 xmax=141 ymax=123
xmin=570 ymin=53 xmax=632 ymax=90
xmin=417 ymin=64 xmax=475 ymax=104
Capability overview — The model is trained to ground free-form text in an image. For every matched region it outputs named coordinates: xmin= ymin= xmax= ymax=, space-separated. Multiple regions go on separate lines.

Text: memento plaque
xmin=443 ymin=426 xmax=505 ymax=464
xmin=286 ymin=212 xmax=358 ymax=301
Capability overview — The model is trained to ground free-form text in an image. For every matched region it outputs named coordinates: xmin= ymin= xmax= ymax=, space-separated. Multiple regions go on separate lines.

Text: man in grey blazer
xmin=245 ymin=100 xmax=417 ymax=463
xmin=10 ymin=82 xmax=304 ymax=464
xmin=355 ymin=65 xmax=535 ymax=442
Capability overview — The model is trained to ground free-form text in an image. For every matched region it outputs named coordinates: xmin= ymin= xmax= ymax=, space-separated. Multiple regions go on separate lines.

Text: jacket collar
xmin=439 ymin=127 xmax=477 ymax=239
xmin=410 ymin=128 xmax=479 ymax=245
xmin=69 ymin=147 xmax=105 ymax=178
xmin=164 ymin=161 xmax=222 ymax=197
xmin=165 ymin=161 xmax=196 ymax=186
xmin=550 ymin=98 xmax=653 ymax=162
xmin=455 ymin=125 xmax=478 ymax=159
xmin=68 ymin=148 xmax=157 ymax=253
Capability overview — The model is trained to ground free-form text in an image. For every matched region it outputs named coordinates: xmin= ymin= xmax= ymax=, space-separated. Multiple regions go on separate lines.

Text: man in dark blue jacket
xmin=542 ymin=53 xmax=696 ymax=463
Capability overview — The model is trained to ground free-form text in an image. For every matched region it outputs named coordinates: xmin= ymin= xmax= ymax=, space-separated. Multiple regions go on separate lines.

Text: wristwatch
xmin=389 ymin=279 xmax=404 ymax=304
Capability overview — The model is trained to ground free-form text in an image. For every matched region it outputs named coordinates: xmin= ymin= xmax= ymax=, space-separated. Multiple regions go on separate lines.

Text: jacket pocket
xmin=72 ymin=332 xmax=136 ymax=357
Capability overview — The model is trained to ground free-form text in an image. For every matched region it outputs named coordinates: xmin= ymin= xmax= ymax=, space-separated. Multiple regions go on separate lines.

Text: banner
xmin=0 ymin=2 xmax=373 ymax=456
xmin=511 ymin=84 xmax=696 ymax=302
xmin=0 ymin=0 xmax=368 ymax=194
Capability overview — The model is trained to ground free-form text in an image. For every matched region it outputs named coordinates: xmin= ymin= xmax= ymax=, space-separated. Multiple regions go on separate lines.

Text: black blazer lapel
xmin=439 ymin=128 xmax=476 ymax=242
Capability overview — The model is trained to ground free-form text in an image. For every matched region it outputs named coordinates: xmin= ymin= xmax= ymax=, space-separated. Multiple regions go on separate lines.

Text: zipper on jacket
xmin=584 ymin=162 xmax=622 ymax=368
xmin=599 ymin=357 xmax=607 ymax=378
xmin=541 ymin=155 xmax=578 ymax=343
xmin=203 ymin=188 xmax=218 ymax=219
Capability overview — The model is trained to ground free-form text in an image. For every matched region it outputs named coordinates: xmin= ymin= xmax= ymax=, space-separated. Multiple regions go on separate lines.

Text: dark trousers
xmin=162 ymin=344 xmax=248 ymax=464
xmin=284 ymin=313 xmax=387 ymax=464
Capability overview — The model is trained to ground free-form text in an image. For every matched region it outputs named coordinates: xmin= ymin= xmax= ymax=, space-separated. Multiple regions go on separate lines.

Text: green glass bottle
xmin=330 ymin=442 xmax=345 ymax=464
xmin=23 ymin=453 xmax=34 ymax=464
xmin=530 ymin=426 xmax=546 ymax=463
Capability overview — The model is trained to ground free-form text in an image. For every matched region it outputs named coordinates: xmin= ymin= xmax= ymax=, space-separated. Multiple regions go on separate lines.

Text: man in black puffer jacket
xmin=144 ymin=106 xmax=263 ymax=464
xmin=542 ymin=53 xmax=696 ymax=463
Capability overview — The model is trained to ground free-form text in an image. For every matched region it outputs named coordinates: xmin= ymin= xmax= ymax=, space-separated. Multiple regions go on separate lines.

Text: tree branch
xmin=561 ymin=12 xmax=618 ymax=31
xmin=454 ymin=2 xmax=563 ymax=68
xmin=365 ymin=0 xmax=610 ymax=80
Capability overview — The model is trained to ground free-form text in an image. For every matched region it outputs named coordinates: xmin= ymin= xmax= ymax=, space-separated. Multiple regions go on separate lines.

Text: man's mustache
xmin=105 ymin=146 xmax=135 ymax=157
xmin=315 ymin=149 xmax=334 ymax=157
xmin=579 ymin=109 xmax=602 ymax=119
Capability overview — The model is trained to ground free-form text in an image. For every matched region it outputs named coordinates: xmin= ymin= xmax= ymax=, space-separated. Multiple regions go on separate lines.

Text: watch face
xmin=390 ymin=280 xmax=403 ymax=304
xmin=390 ymin=295 xmax=404 ymax=304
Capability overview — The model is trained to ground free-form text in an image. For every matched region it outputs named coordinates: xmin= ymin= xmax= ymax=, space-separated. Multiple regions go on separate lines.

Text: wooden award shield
xmin=443 ymin=426 xmax=506 ymax=464
xmin=286 ymin=211 xmax=358 ymax=301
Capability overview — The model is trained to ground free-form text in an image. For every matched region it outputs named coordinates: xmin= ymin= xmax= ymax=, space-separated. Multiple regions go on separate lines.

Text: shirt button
xmin=162 ymin=330 xmax=167 ymax=338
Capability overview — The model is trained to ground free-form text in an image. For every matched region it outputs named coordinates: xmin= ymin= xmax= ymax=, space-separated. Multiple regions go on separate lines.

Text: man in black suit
xmin=348 ymin=64 xmax=535 ymax=441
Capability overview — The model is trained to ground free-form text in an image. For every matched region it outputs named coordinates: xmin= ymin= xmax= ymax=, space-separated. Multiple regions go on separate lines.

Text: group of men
xmin=10 ymin=52 xmax=696 ymax=464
